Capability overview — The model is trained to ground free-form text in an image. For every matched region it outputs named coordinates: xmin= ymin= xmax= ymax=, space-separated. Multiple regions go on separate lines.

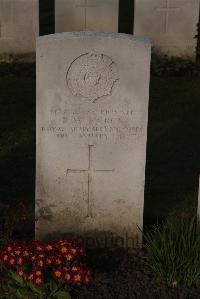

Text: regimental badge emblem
xmin=66 ymin=51 xmax=119 ymax=102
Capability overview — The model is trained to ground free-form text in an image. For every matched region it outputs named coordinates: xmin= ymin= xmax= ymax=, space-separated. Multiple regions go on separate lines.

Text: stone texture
xmin=55 ymin=0 xmax=119 ymax=33
xmin=0 ymin=0 xmax=39 ymax=58
xmin=36 ymin=32 xmax=151 ymax=247
xmin=198 ymin=177 xmax=200 ymax=222
xmin=134 ymin=0 xmax=199 ymax=58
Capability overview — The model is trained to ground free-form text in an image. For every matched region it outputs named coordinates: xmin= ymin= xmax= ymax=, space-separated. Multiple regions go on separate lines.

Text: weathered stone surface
xmin=198 ymin=177 xmax=200 ymax=222
xmin=0 ymin=0 xmax=39 ymax=58
xmin=55 ymin=0 xmax=119 ymax=33
xmin=36 ymin=32 xmax=151 ymax=247
xmin=134 ymin=0 xmax=199 ymax=58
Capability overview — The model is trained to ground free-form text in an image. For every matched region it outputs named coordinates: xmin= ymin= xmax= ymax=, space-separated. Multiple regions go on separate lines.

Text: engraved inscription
xmin=66 ymin=145 xmax=115 ymax=217
xmin=42 ymin=106 xmax=143 ymax=143
xmin=66 ymin=51 xmax=119 ymax=102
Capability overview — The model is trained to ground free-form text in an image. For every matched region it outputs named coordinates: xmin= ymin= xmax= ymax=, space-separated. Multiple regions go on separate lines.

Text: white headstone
xmin=198 ymin=177 xmax=200 ymax=222
xmin=36 ymin=32 xmax=151 ymax=247
xmin=0 ymin=0 xmax=39 ymax=58
xmin=55 ymin=0 xmax=119 ymax=33
xmin=134 ymin=0 xmax=199 ymax=58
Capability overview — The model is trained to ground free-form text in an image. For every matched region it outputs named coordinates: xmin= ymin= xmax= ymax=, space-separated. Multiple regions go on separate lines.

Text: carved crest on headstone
xmin=66 ymin=51 xmax=119 ymax=102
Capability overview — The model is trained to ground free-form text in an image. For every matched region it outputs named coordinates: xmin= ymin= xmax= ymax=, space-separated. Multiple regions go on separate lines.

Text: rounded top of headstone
xmin=37 ymin=32 xmax=151 ymax=47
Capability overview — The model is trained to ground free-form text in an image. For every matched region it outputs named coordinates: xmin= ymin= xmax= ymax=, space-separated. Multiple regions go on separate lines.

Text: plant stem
xmin=48 ymin=282 xmax=63 ymax=298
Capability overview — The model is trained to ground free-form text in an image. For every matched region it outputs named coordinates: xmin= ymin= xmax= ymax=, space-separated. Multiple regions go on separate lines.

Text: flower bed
xmin=0 ymin=239 xmax=91 ymax=298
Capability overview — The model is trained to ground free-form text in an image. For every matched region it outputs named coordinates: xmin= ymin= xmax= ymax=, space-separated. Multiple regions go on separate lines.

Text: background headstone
xmin=36 ymin=32 xmax=151 ymax=247
xmin=55 ymin=0 xmax=119 ymax=33
xmin=198 ymin=176 xmax=200 ymax=221
xmin=134 ymin=0 xmax=200 ymax=58
xmin=0 ymin=0 xmax=39 ymax=59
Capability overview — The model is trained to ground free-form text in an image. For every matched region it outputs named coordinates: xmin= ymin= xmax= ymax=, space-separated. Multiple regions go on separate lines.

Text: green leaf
xmin=27 ymin=281 xmax=44 ymax=296
xmin=45 ymin=280 xmax=57 ymax=292
xmin=16 ymin=289 xmax=24 ymax=298
xmin=5 ymin=283 xmax=16 ymax=293
xmin=53 ymin=291 xmax=72 ymax=299
xmin=10 ymin=270 xmax=24 ymax=285
xmin=16 ymin=288 xmax=33 ymax=298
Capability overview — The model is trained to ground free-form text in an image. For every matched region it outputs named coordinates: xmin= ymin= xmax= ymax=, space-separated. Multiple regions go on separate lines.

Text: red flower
xmin=34 ymin=276 xmax=44 ymax=286
xmin=71 ymin=247 xmax=78 ymax=255
xmin=27 ymin=271 xmax=44 ymax=286
xmin=28 ymin=272 xmax=34 ymax=282
xmin=2 ymin=253 xmax=9 ymax=263
xmin=65 ymin=254 xmax=73 ymax=262
xmin=0 ymin=238 xmax=91 ymax=287
xmin=17 ymin=267 xmax=24 ymax=277
xmin=60 ymin=246 xmax=68 ymax=254
xmin=35 ymin=259 xmax=45 ymax=268
xmin=72 ymin=272 xmax=82 ymax=284
xmin=52 ymin=268 xmax=63 ymax=279
xmin=14 ymin=249 xmax=22 ymax=256
xmin=46 ymin=256 xmax=53 ymax=266
xmin=63 ymin=271 xmax=72 ymax=283
xmin=35 ymin=270 xmax=43 ymax=277
xmin=71 ymin=265 xmax=81 ymax=272
xmin=22 ymin=250 xmax=29 ymax=257
xmin=54 ymin=255 xmax=63 ymax=266
xmin=6 ymin=246 xmax=13 ymax=253
xmin=16 ymin=257 xmax=24 ymax=266
xmin=45 ymin=244 xmax=53 ymax=252
xmin=8 ymin=257 xmax=16 ymax=266
xmin=29 ymin=241 xmax=44 ymax=253
xmin=29 ymin=254 xmax=36 ymax=262
xmin=36 ymin=244 xmax=44 ymax=252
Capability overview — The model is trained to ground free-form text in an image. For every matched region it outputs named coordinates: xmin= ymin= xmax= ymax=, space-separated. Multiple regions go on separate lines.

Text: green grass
xmin=0 ymin=73 xmax=199 ymax=226
xmin=144 ymin=214 xmax=200 ymax=287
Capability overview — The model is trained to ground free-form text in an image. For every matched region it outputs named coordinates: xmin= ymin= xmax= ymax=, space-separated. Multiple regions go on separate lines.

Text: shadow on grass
xmin=144 ymin=77 xmax=200 ymax=226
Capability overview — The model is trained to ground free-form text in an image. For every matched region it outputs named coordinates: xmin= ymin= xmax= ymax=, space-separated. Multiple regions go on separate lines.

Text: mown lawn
xmin=0 ymin=71 xmax=199 ymax=228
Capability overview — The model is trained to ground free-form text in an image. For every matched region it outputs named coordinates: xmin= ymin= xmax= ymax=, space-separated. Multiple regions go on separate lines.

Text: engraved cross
xmin=66 ymin=145 xmax=115 ymax=218
xmin=156 ymin=0 xmax=182 ymax=33
xmin=75 ymin=0 xmax=97 ymax=30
